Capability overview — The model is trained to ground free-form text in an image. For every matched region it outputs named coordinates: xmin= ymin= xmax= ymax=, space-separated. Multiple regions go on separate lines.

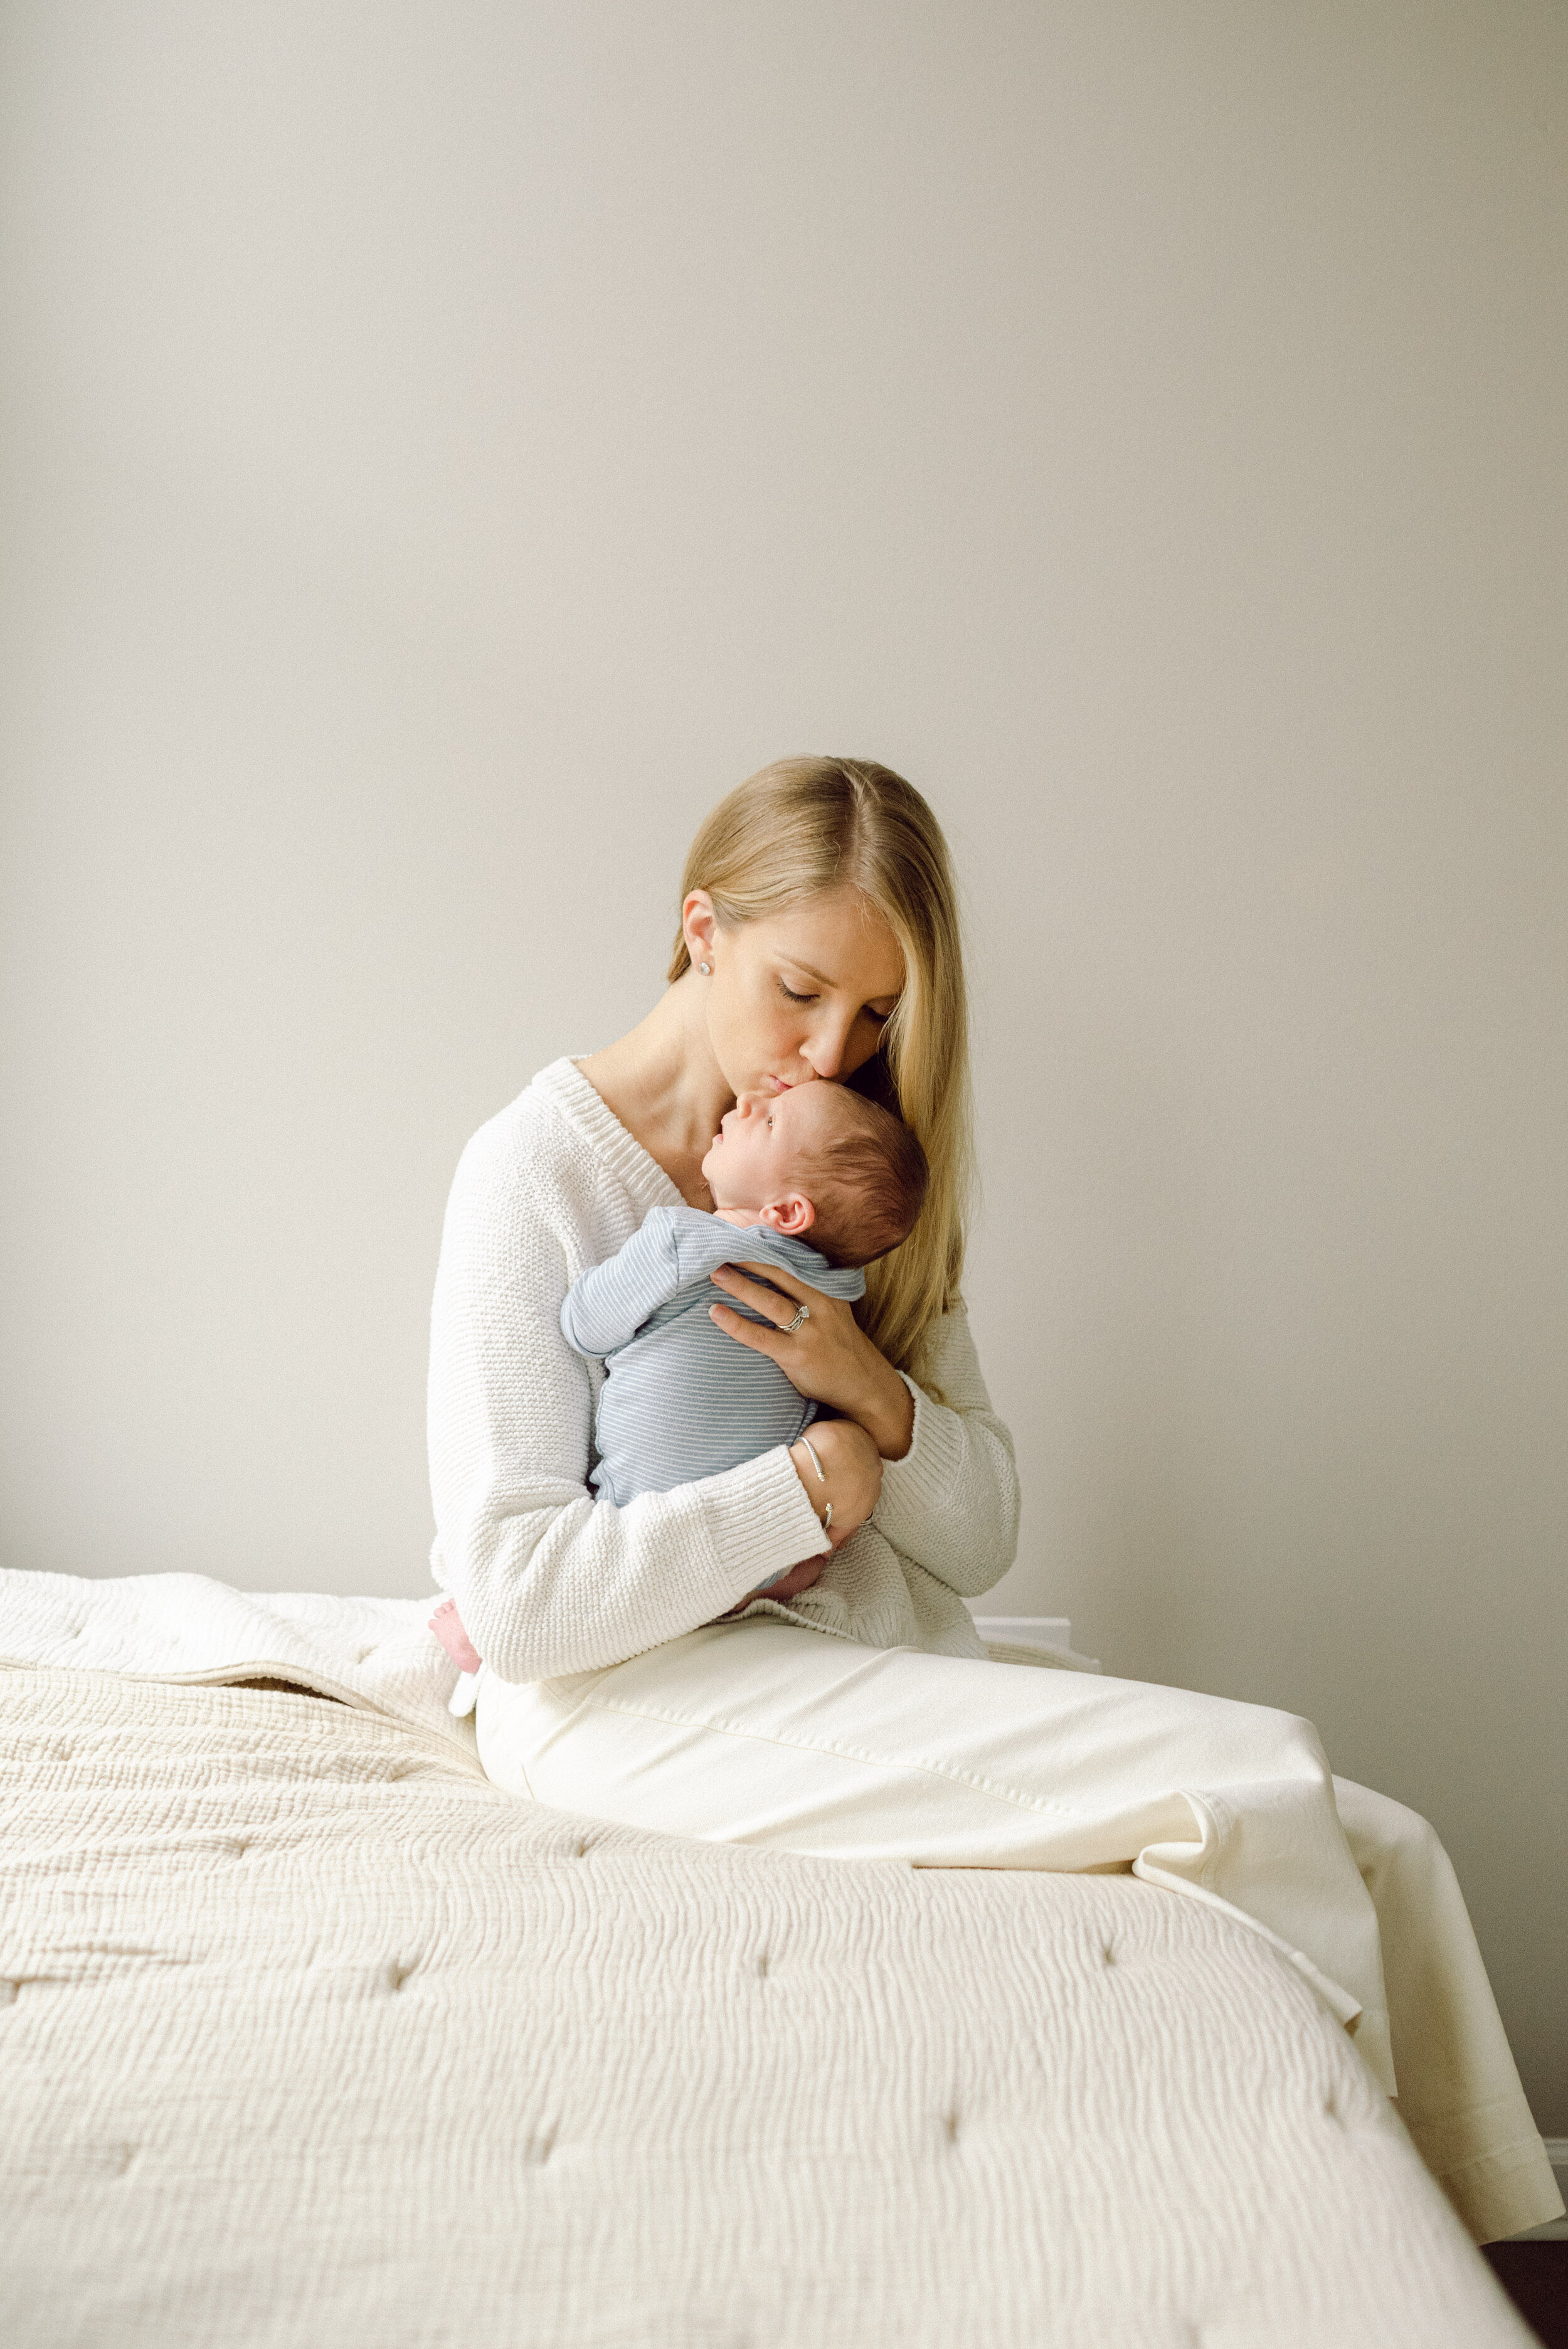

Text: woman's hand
xmin=787 ymin=1417 xmax=882 ymax=1550
xmin=708 ymin=1263 xmax=916 ymax=1460
xmin=729 ymin=1418 xmax=884 ymax=1609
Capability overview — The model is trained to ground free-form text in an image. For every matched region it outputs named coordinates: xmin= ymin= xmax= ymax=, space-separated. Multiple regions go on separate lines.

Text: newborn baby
xmin=430 ymin=1082 xmax=926 ymax=1689
xmin=561 ymin=1081 xmax=928 ymax=1513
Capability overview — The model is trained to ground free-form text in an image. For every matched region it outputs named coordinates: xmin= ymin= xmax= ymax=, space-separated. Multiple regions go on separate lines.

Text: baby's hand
xmin=741 ymin=1554 xmax=829 ymax=1606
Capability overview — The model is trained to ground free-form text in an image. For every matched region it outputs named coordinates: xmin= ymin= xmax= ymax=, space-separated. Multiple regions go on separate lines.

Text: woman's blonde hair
xmin=669 ymin=756 xmax=973 ymax=1379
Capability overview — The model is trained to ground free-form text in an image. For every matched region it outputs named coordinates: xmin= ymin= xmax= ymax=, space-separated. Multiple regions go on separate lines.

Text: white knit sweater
xmin=427 ymin=1058 xmax=1020 ymax=1680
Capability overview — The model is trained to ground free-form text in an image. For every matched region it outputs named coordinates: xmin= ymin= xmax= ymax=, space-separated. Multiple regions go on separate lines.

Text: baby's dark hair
xmin=801 ymin=1093 xmax=929 ymax=1270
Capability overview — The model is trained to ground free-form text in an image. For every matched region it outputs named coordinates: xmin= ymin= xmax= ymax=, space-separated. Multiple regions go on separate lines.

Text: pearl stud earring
xmin=699 ymin=961 xmax=711 ymax=975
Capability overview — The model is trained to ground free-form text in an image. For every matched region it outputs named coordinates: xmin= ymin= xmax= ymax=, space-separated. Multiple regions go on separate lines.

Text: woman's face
xmin=685 ymin=885 xmax=905 ymax=1103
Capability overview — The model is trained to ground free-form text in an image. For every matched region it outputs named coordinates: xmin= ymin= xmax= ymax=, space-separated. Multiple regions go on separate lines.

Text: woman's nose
xmin=802 ymin=1017 xmax=855 ymax=1081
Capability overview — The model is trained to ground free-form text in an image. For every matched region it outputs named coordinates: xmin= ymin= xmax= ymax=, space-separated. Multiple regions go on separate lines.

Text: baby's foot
xmin=429 ymin=1598 xmax=482 ymax=1674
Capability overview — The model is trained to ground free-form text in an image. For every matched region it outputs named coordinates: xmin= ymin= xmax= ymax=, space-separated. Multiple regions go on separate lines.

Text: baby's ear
xmin=760 ymin=1192 xmax=815 ymax=1237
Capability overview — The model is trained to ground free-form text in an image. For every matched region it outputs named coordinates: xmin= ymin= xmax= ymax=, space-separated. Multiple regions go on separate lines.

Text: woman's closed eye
xmin=776 ymin=976 xmax=892 ymax=1022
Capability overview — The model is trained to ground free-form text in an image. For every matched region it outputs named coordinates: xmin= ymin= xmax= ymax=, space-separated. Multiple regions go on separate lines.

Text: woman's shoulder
xmin=912 ymin=1295 xmax=995 ymax=1409
xmin=920 ymin=1294 xmax=972 ymax=1356
xmin=444 ymin=1055 xmax=682 ymax=1249
xmin=445 ymin=1059 xmax=606 ymax=1226
xmin=452 ymin=1059 xmax=581 ymax=1171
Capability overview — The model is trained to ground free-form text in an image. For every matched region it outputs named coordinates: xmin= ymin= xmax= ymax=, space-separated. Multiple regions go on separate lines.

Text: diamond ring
xmin=785 ymin=1303 xmax=810 ymax=1334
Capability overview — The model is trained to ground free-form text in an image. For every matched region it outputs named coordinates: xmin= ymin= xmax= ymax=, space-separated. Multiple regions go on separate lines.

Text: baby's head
xmin=701 ymin=1083 xmax=928 ymax=1269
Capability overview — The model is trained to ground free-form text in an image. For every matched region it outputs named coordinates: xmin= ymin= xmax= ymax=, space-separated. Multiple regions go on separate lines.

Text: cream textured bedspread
xmin=0 ymin=1567 xmax=471 ymax=1750
xmin=0 ymin=1646 xmax=1526 ymax=2343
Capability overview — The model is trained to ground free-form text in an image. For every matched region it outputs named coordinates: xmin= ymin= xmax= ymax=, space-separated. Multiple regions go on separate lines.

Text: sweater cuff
xmin=870 ymin=1373 xmax=965 ymax=1551
xmin=704 ymin=1443 xmax=829 ymax=1596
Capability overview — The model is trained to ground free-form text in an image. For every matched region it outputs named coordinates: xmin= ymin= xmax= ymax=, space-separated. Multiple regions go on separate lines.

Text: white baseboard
xmin=1517 ymin=2137 xmax=1568 ymax=2240
xmin=967 ymin=1612 xmax=1073 ymax=1649
xmin=967 ymin=1614 xmax=1101 ymax=1673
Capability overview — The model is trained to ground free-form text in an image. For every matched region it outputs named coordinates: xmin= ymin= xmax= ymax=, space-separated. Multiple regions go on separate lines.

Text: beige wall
xmin=2 ymin=4 xmax=1564 ymax=2123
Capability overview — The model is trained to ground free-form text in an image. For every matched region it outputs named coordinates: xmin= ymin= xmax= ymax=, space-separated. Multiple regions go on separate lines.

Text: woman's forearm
xmin=440 ymin=1452 xmax=828 ymax=1680
xmin=847 ymin=1346 xmax=916 ymax=1460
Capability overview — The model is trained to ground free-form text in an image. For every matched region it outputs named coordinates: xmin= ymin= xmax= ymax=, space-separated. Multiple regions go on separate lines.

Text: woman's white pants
xmin=475 ymin=1618 xmax=1560 ymax=2244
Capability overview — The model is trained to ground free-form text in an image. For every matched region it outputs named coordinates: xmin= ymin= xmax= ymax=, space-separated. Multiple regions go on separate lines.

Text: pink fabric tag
xmin=429 ymin=1598 xmax=482 ymax=1675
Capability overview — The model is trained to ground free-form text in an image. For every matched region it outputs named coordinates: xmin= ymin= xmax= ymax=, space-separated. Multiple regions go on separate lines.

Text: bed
xmin=0 ymin=1569 xmax=1530 ymax=2346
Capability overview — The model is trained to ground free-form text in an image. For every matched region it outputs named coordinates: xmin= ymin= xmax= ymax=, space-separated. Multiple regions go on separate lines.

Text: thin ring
xmin=822 ymin=1501 xmax=833 ymax=1533
xmin=785 ymin=1303 xmax=810 ymax=1334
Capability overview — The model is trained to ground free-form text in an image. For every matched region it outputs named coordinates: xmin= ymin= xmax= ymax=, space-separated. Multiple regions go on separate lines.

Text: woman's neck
xmin=578 ymin=976 xmax=732 ymax=1210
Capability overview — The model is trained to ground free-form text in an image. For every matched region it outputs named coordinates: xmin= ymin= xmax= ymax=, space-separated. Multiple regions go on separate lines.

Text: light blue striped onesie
xmin=559 ymin=1206 xmax=867 ymax=1514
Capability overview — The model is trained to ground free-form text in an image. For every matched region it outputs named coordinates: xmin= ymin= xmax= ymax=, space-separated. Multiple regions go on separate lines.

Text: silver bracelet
xmin=798 ymin=1434 xmax=832 ymax=1532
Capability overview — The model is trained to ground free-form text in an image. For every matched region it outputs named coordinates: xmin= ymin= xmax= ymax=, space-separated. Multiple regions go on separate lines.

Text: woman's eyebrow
xmin=785 ymin=955 xmax=899 ymax=1002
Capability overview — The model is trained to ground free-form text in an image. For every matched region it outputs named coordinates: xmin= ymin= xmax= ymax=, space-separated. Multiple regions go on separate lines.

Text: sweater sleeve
xmin=559 ymin=1212 xmax=682 ymax=1357
xmin=427 ymin=1117 xmax=828 ymax=1682
xmin=867 ymin=1303 xmax=1021 ymax=1599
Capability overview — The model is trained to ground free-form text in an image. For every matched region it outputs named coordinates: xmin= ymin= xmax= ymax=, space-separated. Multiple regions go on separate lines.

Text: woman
xmin=428 ymin=755 xmax=1559 ymax=2244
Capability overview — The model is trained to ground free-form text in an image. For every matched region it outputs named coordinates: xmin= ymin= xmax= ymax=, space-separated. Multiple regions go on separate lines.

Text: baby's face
xmin=702 ymin=1082 xmax=842 ymax=1214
